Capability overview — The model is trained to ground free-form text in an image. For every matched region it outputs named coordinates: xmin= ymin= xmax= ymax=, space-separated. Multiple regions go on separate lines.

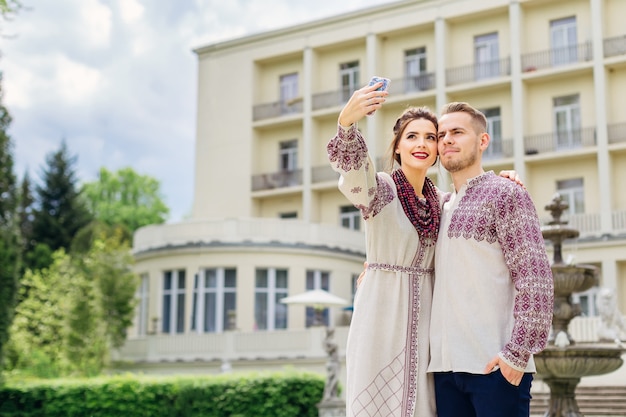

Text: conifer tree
xmin=30 ymin=141 xmax=93 ymax=266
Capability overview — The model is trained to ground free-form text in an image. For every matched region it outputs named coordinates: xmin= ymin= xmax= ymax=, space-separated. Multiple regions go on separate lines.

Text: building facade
xmin=114 ymin=0 xmax=626 ymax=388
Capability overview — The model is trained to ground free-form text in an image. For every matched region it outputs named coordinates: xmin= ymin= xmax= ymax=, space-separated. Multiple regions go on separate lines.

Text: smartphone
xmin=367 ymin=76 xmax=390 ymax=115
xmin=368 ymin=76 xmax=390 ymax=91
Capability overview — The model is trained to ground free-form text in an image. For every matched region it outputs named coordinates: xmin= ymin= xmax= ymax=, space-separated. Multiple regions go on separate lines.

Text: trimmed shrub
xmin=0 ymin=371 xmax=326 ymax=417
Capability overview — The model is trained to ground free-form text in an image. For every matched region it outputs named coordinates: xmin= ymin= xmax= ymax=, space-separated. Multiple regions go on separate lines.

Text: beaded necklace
xmin=392 ymin=169 xmax=440 ymax=244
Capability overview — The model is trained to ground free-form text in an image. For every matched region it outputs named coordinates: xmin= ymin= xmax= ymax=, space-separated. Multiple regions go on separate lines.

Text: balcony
xmin=524 ymin=127 xmax=596 ymax=155
xmin=608 ymin=122 xmax=626 ymax=144
xmin=312 ymin=165 xmax=339 ymax=184
xmin=446 ymin=57 xmax=511 ymax=86
xmin=253 ymin=98 xmax=303 ymax=121
xmin=251 ymin=169 xmax=303 ymax=191
xmin=604 ymin=34 xmax=626 ymax=58
xmin=133 ymin=218 xmax=366 ymax=256
xmin=542 ymin=210 xmax=626 ymax=238
xmin=312 ymin=87 xmax=352 ymax=111
xmin=388 ymin=73 xmax=436 ymax=94
xmin=521 ymin=41 xmax=592 ymax=73
xmin=483 ymin=137 xmax=514 ymax=160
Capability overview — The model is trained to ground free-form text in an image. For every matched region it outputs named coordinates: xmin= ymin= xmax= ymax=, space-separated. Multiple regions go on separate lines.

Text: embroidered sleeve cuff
xmin=337 ymin=122 xmax=358 ymax=140
xmin=498 ymin=346 xmax=531 ymax=372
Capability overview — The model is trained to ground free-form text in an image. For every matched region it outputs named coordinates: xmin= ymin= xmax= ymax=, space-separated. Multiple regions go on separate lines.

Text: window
xmin=306 ymin=270 xmax=330 ymax=327
xmin=474 ymin=33 xmax=499 ymax=79
xmin=162 ymin=269 xmax=186 ymax=334
xmin=340 ymin=205 xmax=361 ymax=231
xmin=191 ymin=268 xmax=237 ymax=333
xmin=556 ymin=178 xmax=584 ymax=215
xmin=280 ymin=139 xmax=298 ymax=171
xmin=340 ymin=61 xmax=360 ymax=101
xmin=482 ymin=107 xmax=502 ymax=158
xmin=280 ymin=212 xmax=298 ymax=219
xmin=551 ymin=17 xmax=577 ymax=65
xmin=405 ymin=47 xmax=427 ymax=92
xmin=572 ymin=286 xmax=599 ymax=317
xmin=255 ymin=268 xmax=288 ymax=330
xmin=136 ymin=273 xmax=150 ymax=336
xmin=554 ymin=94 xmax=581 ymax=149
xmin=280 ymin=73 xmax=299 ymax=114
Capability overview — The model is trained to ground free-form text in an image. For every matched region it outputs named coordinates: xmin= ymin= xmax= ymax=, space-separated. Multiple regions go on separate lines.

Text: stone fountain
xmin=534 ymin=194 xmax=624 ymax=417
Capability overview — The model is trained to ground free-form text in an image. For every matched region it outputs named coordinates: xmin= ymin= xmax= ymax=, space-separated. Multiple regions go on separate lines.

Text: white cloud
xmin=119 ymin=0 xmax=144 ymax=23
xmin=78 ymin=0 xmax=113 ymax=48
xmin=55 ymin=55 xmax=103 ymax=104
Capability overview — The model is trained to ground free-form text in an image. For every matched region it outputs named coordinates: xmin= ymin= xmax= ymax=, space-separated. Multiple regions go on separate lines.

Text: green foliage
xmin=6 ymin=233 xmax=138 ymax=377
xmin=0 ymin=0 xmax=21 ymax=15
xmin=76 ymin=230 xmax=138 ymax=349
xmin=0 ymin=73 xmax=20 ymax=381
xmin=0 ymin=372 xmax=326 ymax=417
xmin=82 ymin=167 xmax=169 ymax=233
xmin=30 ymin=141 xmax=93 ymax=269
xmin=5 ymin=252 xmax=76 ymax=377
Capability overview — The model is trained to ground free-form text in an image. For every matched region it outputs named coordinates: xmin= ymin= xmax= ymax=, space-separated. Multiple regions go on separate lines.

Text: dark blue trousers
xmin=434 ymin=371 xmax=533 ymax=417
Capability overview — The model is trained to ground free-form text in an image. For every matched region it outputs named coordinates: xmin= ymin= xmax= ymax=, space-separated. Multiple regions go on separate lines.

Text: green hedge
xmin=0 ymin=371 xmax=325 ymax=417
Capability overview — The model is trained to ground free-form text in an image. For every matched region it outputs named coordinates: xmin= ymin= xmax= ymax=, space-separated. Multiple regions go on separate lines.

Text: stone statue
xmin=596 ymin=287 xmax=626 ymax=347
xmin=322 ymin=327 xmax=340 ymax=401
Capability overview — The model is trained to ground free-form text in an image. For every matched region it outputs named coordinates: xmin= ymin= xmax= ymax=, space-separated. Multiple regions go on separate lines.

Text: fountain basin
xmin=551 ymin=264 xmax=598 ymax=297
xmin=535 ymin=344 xmax=624 ymax=379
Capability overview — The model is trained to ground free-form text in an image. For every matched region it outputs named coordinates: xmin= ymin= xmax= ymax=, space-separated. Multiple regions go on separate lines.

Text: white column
xmin=601 ymin=259 xmax=618 ymax=292
xmin=509 ymin=0 xmax=526 ymax=180
xmin=302 ymin=46 xmax=313 ymax=222
xmin=590 ymin=0 xmax=613 ymax=235
xmin=435 ymin=16 xmax=450 ymax=190
xmin=366 ymin=32 xmax=379 ymax=161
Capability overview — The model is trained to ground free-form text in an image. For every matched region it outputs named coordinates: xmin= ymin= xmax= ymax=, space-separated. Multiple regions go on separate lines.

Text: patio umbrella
xmin=280 ymin=289 xmax=349 ymax=308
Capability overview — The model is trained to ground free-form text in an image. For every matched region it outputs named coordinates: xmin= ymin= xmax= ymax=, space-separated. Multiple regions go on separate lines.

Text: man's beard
xmin=441 ymin=146 xmax=479 ymax=173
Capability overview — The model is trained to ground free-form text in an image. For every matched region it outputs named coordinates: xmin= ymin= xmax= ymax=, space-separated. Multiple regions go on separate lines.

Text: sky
xmin=0 ymin=0 xmax=397 ymax=222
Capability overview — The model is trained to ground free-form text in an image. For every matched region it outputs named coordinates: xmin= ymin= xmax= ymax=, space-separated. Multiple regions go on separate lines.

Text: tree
xmin=7 ymin=232 xmax=138 ymax=377
xmin=82 ymin=167 xmax=169 ymax=233
xmin=78 ymin=229 xmax=138 ymax=349
xmin=0 ymin=73 xmax=20 ymax=379
xmin=30 ymin=141 xmax=93 ymax=268
xmin=0 ymin=0 xmax=21 ymax=15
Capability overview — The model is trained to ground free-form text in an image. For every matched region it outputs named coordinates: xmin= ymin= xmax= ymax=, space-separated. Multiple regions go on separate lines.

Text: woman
xmin=328 ymin=81 xmax=440 ymax=417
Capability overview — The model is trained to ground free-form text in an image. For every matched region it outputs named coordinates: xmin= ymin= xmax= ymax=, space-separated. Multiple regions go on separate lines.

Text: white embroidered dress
xmin=327 ymin=124 xmax=440 ymax=417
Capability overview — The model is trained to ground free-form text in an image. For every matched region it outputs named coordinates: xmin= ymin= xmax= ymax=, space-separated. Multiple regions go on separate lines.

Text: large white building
xmin=114 ymin=0 xmax=626 ymax=389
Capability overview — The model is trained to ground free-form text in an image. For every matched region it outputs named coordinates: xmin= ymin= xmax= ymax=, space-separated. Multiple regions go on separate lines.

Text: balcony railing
xmin=251 ymin=169 xmax=303 ymax=191
xmin=542 ymin=210 xmax=626 ymax=237
xmin=312 ymin=165 xmax=339 ymax=183
xmin=524 ymin=127 xmax=596 ymax=155
xmin=608 ymin=122 xmax=626 ymax=144
xmin=604 ymin=34 xmax=626 ymax=58
xmin=521 ymin=41 xmax=593 ymax=73
xmin=388 ymin=73 xmax=436 ymax=94
xmin=483 ymin=137 xmax=514 ymax=160
xmin=253 ymin=98 xmax=303 ymax=121
xmin=613 ymin=210 xmax=626 ymax=233
xmin=446 ymin=57 xmax=511 ymax=86
xmin=115 ymin=317 xmax=612 ymax=365
xmin=312 ymin=87 xmax=352 ymax=111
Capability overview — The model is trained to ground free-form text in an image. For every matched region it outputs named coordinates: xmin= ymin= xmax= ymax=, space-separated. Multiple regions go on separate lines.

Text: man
xmin=428 ymin=102 xmax=554 ymax=417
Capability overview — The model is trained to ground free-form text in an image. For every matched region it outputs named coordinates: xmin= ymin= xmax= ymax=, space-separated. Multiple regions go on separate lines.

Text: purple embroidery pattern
xmin=327 ymin=125 xmax=369 ymax=172
xmin=447 ymin=172 xmax=553 ymax=367
xmin=351 ymin=269 xmax=428 ymax=417
xmin=360 ymin=176 xmax=394 ymax=220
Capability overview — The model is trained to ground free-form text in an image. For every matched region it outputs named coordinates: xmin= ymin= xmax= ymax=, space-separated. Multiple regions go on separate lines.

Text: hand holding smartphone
xmin=367 ymin=76 xmax=390 ymax=115
xmin=368 ymin=76 xmax=390 ymax=92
